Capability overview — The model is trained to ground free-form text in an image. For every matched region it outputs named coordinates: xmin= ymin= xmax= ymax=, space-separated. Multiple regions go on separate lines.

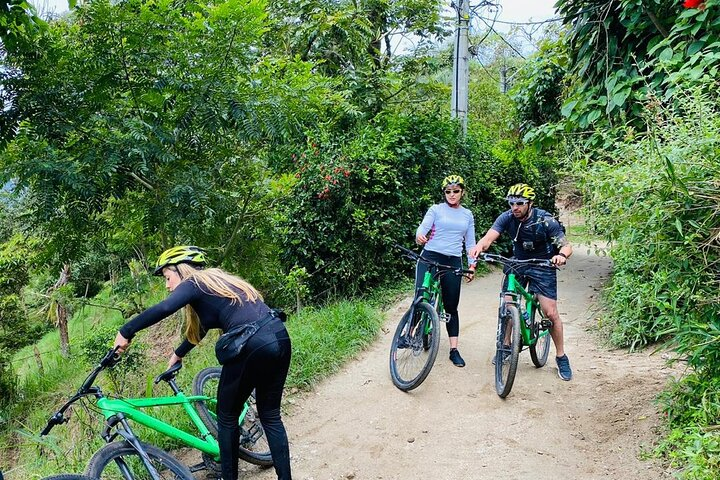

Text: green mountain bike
xmin=480 ymin=253 xmax=555 ymax=398
xmin=389 ymin=245 xmax=474 ymax=391
xmin=40 ymin=348 xmax=271 ymax=479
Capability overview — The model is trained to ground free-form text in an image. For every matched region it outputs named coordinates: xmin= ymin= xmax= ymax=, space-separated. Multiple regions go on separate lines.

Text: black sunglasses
xmin=445 ymin=189 xmax=462 ymax=195
xmin=508 ymin=200 xmax=529 ymax=206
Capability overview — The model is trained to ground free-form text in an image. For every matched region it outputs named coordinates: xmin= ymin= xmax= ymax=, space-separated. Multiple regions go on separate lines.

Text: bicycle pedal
xmin=439 ymin=313 xmax=451 ymax=323
xmin=541 ymin=319 xmax=553 ymax=330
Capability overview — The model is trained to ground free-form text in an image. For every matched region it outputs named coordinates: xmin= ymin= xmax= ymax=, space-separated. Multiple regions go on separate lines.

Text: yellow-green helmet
xmin=153 ymin=246 xmax=207 ymax=275
xmin=506 ymin=183 xmax=536 ymax=201
xmin=441 ymin=174 xmax=465 ymax=190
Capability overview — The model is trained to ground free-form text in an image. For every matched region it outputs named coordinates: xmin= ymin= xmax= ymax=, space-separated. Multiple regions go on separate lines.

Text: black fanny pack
xmin=215 ymin=309 xmax=286 ymax=365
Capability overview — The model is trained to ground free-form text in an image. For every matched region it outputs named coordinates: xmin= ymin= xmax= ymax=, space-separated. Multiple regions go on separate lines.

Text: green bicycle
xmin=40 ymin=348 xmax=271 ymax=479
xmin=479 ymin=253 xmax=555 ymax=398
xmin=389 ymin=245 xmax=474 ymax=391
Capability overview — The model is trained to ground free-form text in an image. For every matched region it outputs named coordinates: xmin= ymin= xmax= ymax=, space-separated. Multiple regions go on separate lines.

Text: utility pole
xmin=451 ymin=0 xmax=470 ymax=135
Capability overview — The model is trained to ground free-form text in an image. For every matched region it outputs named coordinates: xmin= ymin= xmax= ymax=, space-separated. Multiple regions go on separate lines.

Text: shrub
xmin=277 ymin=112 xmax=556 ymax=300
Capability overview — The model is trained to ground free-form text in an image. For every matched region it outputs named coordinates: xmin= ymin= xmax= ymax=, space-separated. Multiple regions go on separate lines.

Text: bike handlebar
xmin=41 ymin=348 xmax=121 ymax=436
xmin=479 ymin=253 xmax=555 ymax=269
xmin=395 ymin=244 xmax=475 ymax=276
xmin=154 ymin=362 xmax=183 ymax=385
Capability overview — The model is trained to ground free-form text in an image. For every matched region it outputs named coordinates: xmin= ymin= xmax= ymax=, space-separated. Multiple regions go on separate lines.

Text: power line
xmin=475 ymin=4 xmax=604 ymax=27
xmin=476 ymin=14 xmax=526 ymax=60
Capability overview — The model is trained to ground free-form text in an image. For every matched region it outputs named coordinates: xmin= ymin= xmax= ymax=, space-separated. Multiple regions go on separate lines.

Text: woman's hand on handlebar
xmin=464 ymin=265 xmax=475 ymax=283
xmin=168 ymin=353 xmax=183 ymax=369
xmin=113 ymin=331 xmax=131 ymax=354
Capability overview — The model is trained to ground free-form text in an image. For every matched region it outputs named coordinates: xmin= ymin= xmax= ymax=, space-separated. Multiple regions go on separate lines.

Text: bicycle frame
xmin=416 ymin=267 xmax=444 ymax=313
xmin=96 ymin=390 xmax=244 ymax=460
xmin=501 ymin=273 xmax=547 ymax=346
xmin=41 ymin=350 xmax=253 ymax=467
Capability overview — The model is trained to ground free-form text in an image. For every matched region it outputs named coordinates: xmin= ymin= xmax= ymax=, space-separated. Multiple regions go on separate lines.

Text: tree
xmin=518 ymin=0 xmax=720 ymax=149
xmin=0 ymin=0 xmax=343 ymax=280
xmin=265 ymin=0 xmax=451 ymax=117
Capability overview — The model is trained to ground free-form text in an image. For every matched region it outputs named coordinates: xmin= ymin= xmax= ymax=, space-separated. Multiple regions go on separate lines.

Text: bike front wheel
xmin=192 ymin=367 xmax=273 ymax=466
xmin=389 ymin=301 xmax=440 ymax=391
xmin=495 ymin=304 xmax=521 ymax=398
xmin=84 ymin=441 xmax=194 ymax=480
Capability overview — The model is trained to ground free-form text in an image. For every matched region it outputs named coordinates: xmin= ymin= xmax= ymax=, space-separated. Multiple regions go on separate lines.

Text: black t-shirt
xmin=490 ymin=207 xmax=565 ymax=260
xmin=119 ymin=279 xmax=271 ymax=357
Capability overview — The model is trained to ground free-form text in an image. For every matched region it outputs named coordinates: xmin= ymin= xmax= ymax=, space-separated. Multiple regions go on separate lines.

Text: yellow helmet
xmin=153 ymin=246 xmax=207 ymax=275
xmin=441 ymin=175 xmax=465 ymax=190
xmin=506 ymin=183 xmax=535 ymax=201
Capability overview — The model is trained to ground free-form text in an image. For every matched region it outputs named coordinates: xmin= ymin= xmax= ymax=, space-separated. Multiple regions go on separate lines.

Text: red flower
xmin=683 ymin=0 xmax=704 ymax=8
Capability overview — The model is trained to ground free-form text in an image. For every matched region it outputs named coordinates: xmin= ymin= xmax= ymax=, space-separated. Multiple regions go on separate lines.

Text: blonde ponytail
xmin=173 ymin=263 xmax=262 ymax=344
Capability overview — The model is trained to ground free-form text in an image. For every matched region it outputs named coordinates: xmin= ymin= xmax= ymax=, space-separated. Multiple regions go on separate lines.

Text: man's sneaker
xmin=491 ymin=345 xmax=511 ymax=365
xmin=556 ymin=354 xmax=573 ymax=381
xmin=396 ymin=335 xmax=410 ymax=349
xmin=449 ymin=348 xmax=465 ymax=367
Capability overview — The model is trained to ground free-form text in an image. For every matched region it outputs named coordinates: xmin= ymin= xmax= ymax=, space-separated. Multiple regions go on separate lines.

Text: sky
xmin=496 ymin=0 xmax=558 ymax=25
xmin=34 ymin=0 xmax=559 ymax=25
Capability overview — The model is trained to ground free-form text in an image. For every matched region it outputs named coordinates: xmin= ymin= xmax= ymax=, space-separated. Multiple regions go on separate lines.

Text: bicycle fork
xmin=102 ymin=414 xmax=163 ymax=480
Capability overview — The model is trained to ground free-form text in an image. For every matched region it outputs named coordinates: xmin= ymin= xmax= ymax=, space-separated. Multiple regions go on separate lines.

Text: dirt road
xmin=203 ymin=246 xmax=678 ymax=480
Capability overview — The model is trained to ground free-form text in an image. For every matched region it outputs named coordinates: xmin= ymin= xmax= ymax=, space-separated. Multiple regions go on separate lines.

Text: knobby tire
xmin=389 ymin=301 xmax=440 ymax=391
xmin=495 ymin=304 xmax=521 ymax=398
xmin=84 ymin=441 xmax=194 ymax=480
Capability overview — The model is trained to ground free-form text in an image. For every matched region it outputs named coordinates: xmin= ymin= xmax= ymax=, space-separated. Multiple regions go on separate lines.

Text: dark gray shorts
xmin=501 ymin=264 xmax=558 ymax=300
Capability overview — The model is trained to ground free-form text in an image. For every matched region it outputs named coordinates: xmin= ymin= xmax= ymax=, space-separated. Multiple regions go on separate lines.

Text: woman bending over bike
xmin=114 ymin=246 xmax=292 ymax=480
xmin=415 ymin=175 xmax=476 ymax=367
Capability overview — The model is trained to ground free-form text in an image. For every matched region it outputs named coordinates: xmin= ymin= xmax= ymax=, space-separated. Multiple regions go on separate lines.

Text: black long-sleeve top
xmin=119 ymin=279 xmax=272 ymax=357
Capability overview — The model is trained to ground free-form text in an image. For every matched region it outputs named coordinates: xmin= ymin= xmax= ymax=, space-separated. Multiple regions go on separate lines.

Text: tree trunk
xmin=33 ymin=345 xmax=44 ymax=375
xmin=52 ymin=264 xmax=71 ymax=357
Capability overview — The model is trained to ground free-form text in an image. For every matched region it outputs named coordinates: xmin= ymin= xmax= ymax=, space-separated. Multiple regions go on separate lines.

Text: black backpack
xmin=509 ymin=208 xmax=566 ymax=256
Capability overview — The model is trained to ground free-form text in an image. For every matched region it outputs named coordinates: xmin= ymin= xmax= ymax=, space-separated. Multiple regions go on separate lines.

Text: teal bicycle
xmin=479 ymin=253 xmax=555 ymax=398
xmin=40 ymin=348 xmax=271 ymax=479
xmin=389 ymin=245 xmax=474 ymax=391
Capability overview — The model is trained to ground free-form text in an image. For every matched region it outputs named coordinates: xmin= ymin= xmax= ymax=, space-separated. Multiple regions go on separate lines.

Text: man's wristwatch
xmin=557 ymin=252 xmax=568 ymax=259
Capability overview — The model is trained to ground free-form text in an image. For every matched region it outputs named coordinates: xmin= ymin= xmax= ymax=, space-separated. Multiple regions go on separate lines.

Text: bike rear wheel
xmin=389 ymin=301 xmax=440 ymax=391
xmin=192 ymin=367 xmax=273 ymax=466
xmin=84 ymin=441 xmax=194 ymax=480
xmin=529 ymin=308 xmax=552 ymax=367
xmin=495 ymin=304 xmax=521 ymax=398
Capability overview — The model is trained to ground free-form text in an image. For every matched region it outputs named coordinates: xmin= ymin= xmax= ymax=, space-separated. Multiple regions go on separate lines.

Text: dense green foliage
xmin=579 ymin=92 xmax=720 ymax=353
xmin=518 ymin=0 xmax=720 ymax=150
xmin=512 ymin=1 xmax=720 ymax=477
xmin=279 ymin=114 xmax=556 ymax=299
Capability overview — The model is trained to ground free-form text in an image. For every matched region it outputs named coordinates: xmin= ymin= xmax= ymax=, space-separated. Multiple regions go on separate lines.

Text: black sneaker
xmin=556 ymin=354 xmax=573 ymax=381
xmin=449 ymin=348 xmax=465 ymax=367
xmin=491 ymin=345 xmax=511 ymax=365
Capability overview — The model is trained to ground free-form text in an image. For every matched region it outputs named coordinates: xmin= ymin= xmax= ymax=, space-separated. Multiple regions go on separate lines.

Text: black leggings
xmin=216 ymin=323 xmax=292 ymax=480
xmin=415 ymin=250 xmax=462 ymax=337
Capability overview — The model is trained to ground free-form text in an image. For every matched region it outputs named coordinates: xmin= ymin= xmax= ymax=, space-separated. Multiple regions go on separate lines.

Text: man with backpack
xmin=469 ymin=183 xmax=574 ymax=381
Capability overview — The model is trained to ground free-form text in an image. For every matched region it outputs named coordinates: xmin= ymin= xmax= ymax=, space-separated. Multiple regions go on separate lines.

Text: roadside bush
xmin=579 ymin=90 xmax=720 ymax=352
xmin=278 ymin=112 xmax=557 ymax=300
